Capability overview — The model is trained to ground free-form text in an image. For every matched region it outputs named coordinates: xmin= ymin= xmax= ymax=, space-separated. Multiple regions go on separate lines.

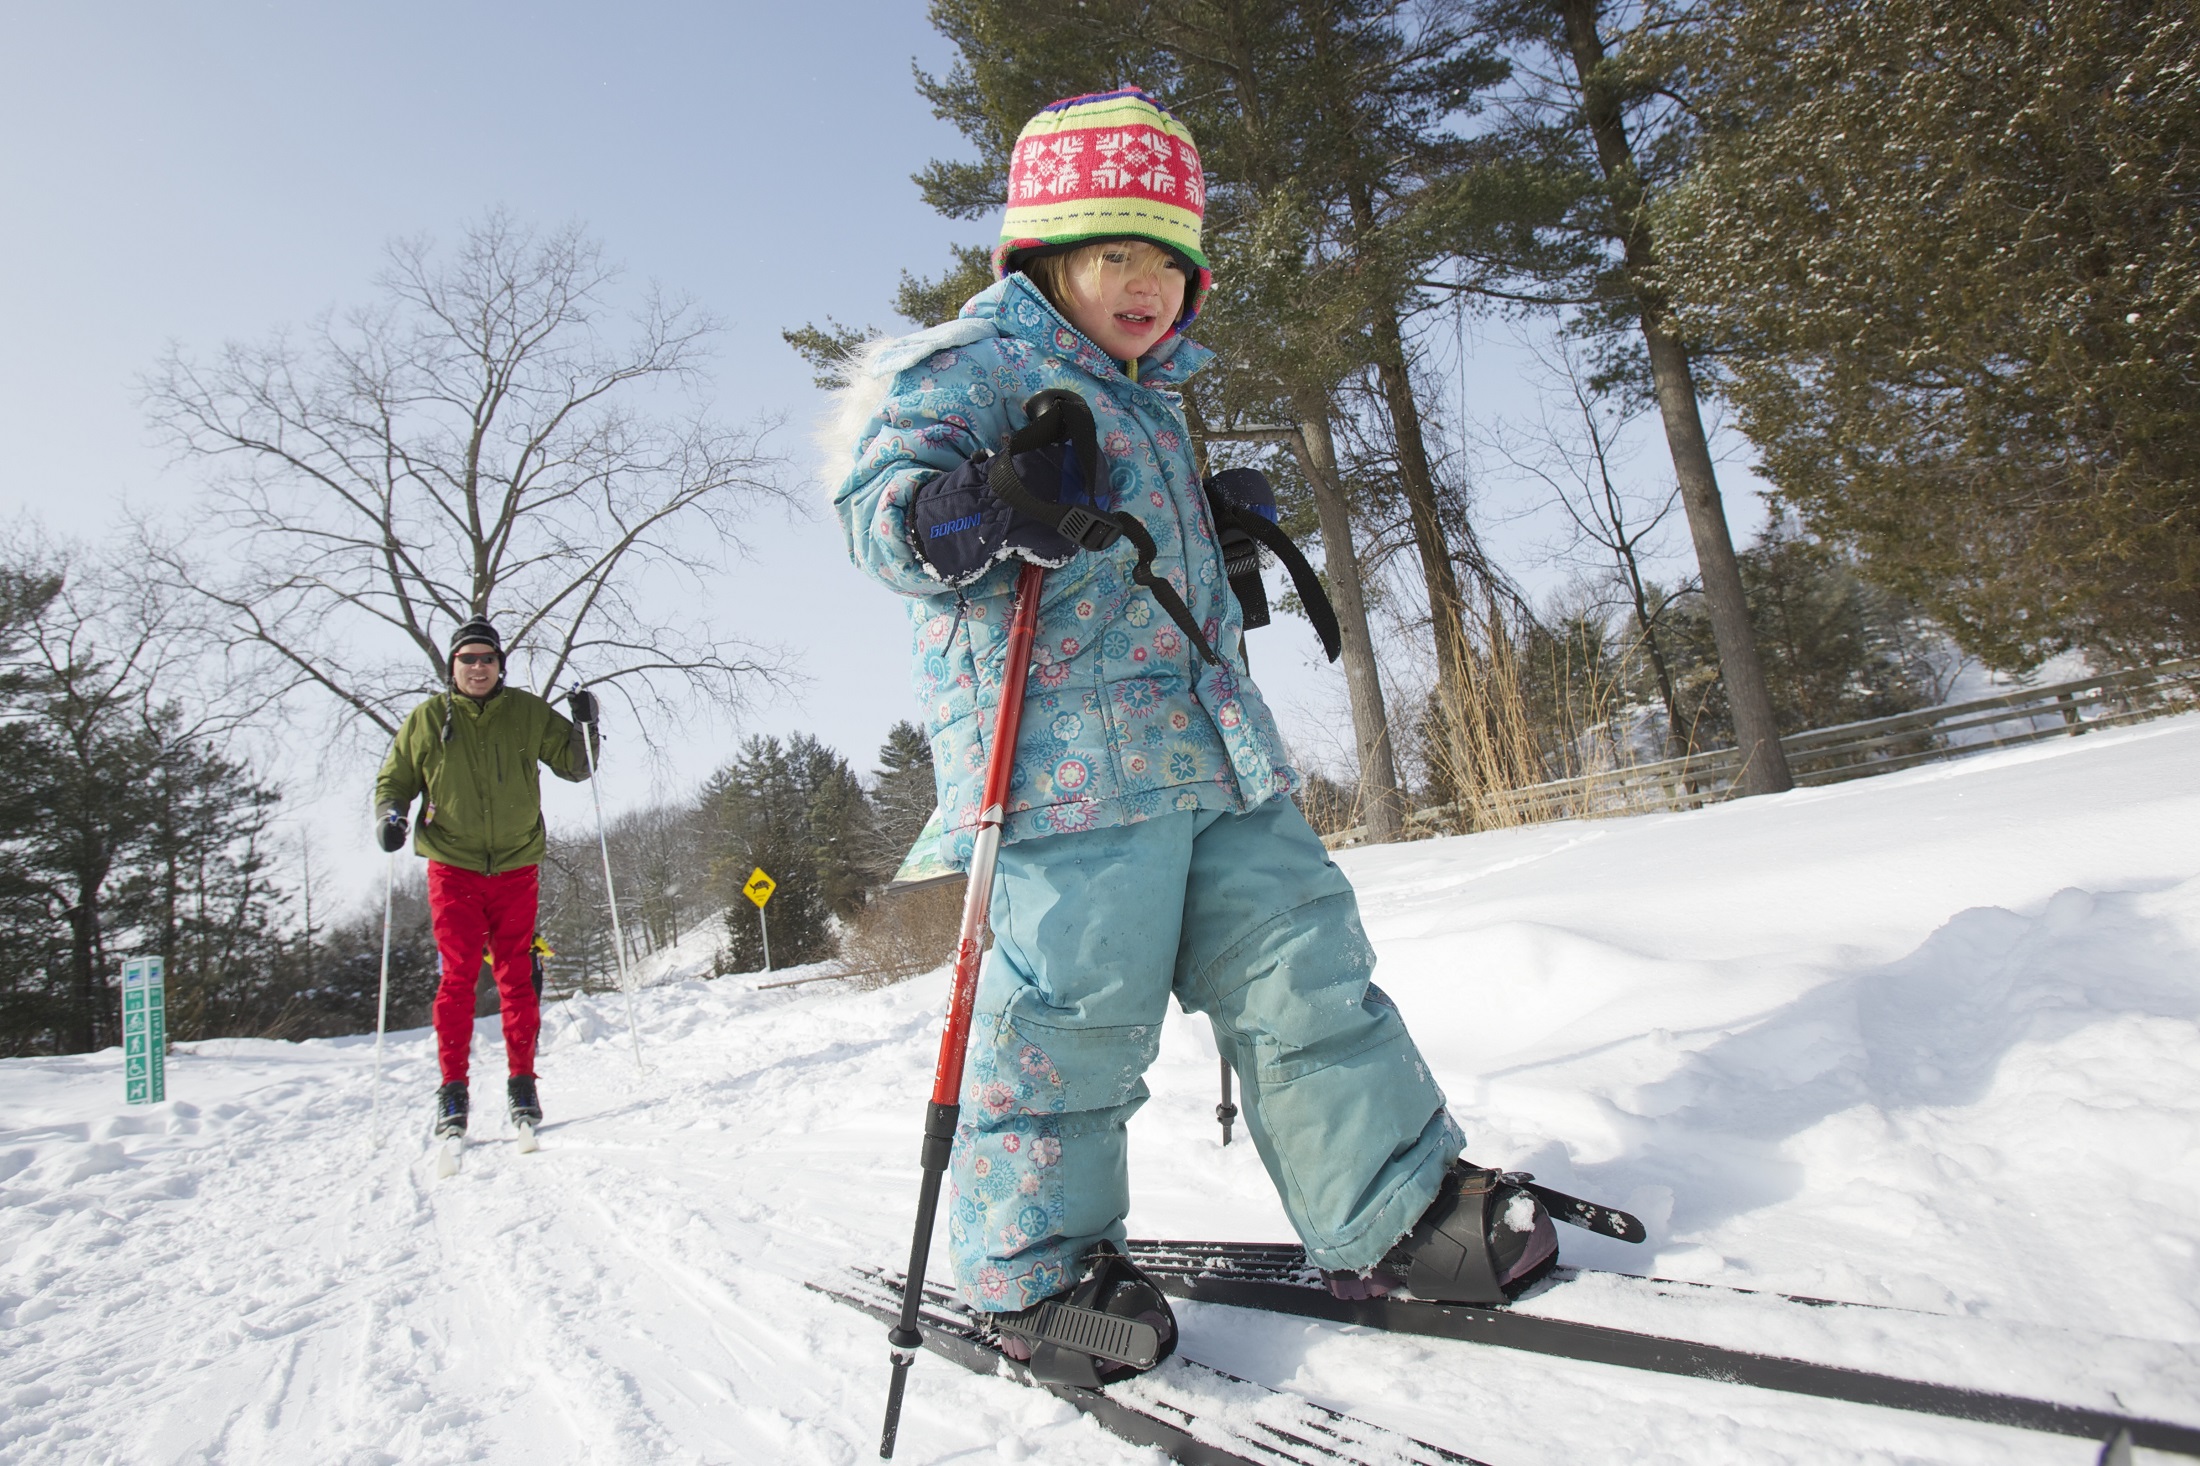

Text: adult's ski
xmin=1126 ymin=1240 xmax=2200 ymax=1459
xmin=434 ymin=1135 xmax=464 ymax=1178
xmin=813 ymin=1265 xmax=1487 ymax=1466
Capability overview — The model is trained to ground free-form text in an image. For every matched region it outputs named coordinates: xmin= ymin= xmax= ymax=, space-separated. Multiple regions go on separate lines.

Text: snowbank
xmin=4 ymin=714 xmax=2197 ymax=1463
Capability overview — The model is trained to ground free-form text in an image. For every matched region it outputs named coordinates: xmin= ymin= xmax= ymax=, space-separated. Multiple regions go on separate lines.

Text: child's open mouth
xmin=1115 ymin=311 xmax=1155 ymax=327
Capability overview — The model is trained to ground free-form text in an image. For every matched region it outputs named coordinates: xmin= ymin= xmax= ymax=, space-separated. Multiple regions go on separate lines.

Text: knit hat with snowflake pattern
xmin=995 ymin=87 xmax=1212 ymax=327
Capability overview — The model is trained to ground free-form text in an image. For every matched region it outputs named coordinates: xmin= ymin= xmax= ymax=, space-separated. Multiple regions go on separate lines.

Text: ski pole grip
xmin=920 ymin=1100 xmax=959 ymax=1171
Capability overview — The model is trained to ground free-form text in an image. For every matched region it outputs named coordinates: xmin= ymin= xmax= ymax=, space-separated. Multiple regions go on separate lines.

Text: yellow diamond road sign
xmin=742 ymin=868 xmax=776 ymax=909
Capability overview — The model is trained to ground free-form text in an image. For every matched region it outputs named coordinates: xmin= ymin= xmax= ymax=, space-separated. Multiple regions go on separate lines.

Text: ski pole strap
xmin=986 ymin=451 xmax=1122 ymax=554
xmin=986 ymin=393 xmax=1222 ymax=667
xmin=1112 ymin=514 xmax=1223 ymax=668
xmin=1211 ymin=503 xmax=1343 ymax=663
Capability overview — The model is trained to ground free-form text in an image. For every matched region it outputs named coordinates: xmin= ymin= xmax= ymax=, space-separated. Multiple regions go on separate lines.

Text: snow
xmin=6 ymin=714 xmax=2200 ymax=1464
xmin=1934 ymin=647 xmax=2101 ymax=748
xmin=623 ymin=916 xmax=734 ymax=989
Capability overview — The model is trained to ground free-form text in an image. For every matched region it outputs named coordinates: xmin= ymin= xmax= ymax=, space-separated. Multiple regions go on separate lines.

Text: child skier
xmin=832 ymin=87 xmax=1555 ymax=1382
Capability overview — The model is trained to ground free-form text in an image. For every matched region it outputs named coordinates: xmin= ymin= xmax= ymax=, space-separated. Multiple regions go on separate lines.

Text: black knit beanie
xmin=449 ymin=618 xmax=503 ymax=662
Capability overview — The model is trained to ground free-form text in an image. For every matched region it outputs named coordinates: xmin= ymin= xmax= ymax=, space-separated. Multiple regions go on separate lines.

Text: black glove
xmin=910 ymin=441 xmax=1089 ymax=588
xmin=1202 ymin=467 xmax=1343 ymax=663
xmin=919 ymin=391 xmax=1225 ymax=665
xmin=1204 ymin=468 xmax=1278 ymax=631
xmin=567 ymin=688 xmax=598 ymax=727
xmin=376 ymin=807 xmax=408 ymax=853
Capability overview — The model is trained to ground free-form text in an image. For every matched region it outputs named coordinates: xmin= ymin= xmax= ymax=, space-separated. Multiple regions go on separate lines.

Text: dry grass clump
xmin=836 ymin=877 xmax=970 ymax=989
xmin=1423 ymin=600 xmax=1544 ymax=832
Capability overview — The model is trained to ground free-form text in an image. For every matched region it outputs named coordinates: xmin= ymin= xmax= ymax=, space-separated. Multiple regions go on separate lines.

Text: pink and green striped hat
xmin=994 ymin=87 xmax=1212 ymax=325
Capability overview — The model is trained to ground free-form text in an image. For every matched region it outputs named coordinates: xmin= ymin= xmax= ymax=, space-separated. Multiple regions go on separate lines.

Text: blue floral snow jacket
xmin=834 ymin=274 xmax=1299 ymax=863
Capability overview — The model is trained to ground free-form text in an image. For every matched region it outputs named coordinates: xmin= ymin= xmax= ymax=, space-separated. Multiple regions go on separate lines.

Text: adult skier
xmin=373 ymin=618 xmax=597 ymax=1141
xmin=831 ymin=87 xmax=1556 ymax=1385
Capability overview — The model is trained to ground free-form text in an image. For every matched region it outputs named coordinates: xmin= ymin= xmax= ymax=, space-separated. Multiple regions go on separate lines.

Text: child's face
xmin=1057 ymin=243 xmax=1188 ymax=363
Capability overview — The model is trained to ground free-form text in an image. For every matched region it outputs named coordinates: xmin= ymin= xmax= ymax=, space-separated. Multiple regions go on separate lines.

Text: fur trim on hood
xmin=816 ymin=318 xmax=999 ymax=490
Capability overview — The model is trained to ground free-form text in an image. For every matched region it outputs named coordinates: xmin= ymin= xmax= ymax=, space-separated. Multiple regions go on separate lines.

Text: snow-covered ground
xmin=6 ymin=715 xmax=2199 ymax=1465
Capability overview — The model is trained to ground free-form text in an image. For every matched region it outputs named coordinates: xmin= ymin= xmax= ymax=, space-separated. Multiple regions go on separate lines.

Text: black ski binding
xmin=992 ymin=1243 xmax=1178 ymax=1388
xmin=1508 ymin=1173 xmax=1648 ymax=1243
xmin=998 ymin=1298 xmax=1163 ymax=1374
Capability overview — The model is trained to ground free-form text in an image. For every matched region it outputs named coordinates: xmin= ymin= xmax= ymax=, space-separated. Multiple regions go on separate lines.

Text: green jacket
xmin=374 ymin=687 xmax=592 ymax=875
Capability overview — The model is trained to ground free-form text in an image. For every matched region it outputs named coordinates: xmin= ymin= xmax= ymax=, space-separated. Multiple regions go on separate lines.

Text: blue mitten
xmin=909 ymin=440 xmax=1089 ymax=588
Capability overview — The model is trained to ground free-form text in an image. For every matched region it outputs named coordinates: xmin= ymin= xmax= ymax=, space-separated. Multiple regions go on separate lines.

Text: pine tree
xmin=112 ymin=714 xmax=287 ymax=1042
xmin=888 ymin=0 xmax=1532 ymax=840
xmin=703 ymin=735 xmax=871 ymax=972
xmin=0 ymin=552 xmax=302 ymax=1054
xmin=1660 ymin=0 xmax=2200 ymax=667
xmin=1438 ymin=0 xmax=1796 ymax=793
xmin=865 ymin=721 xmax=936 ymax=883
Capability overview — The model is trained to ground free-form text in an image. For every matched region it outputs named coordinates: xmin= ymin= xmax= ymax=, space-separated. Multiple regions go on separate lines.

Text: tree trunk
xmin=1641 ymin=325 xmax=1789 ymax=789
xmin=65 ymin=877 xmax=108 ymax=1053
xmin=1554 ymin=0 xmax=1792 ymax=794
xmin=1354 ymin=211 xmax=1482 ymax=768
xmin=1287 ymin=398 xmax=1405 ymax=842
xmin=1224 ymin=37 xmax=1404 ymax=839
xmin=1613 ymin=535 xmax=1682 ymax=752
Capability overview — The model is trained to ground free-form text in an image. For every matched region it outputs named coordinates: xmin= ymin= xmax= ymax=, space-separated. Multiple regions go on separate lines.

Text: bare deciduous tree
xmin=1482 ymin=333 xmax=1689 ymax=748
xmin=147 ymin=213 xmax=793 ymax=741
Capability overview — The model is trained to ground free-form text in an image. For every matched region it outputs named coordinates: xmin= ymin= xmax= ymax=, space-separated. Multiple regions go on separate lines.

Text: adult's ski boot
xmin=1326 ymin=1160 xmax=1558 ymax=1304
xmin=508 ymin=1074 xmax=541 ymax=1153
xmin=433 ymin=1082 xmax=469 ymax=1178
xmin=434 ymin=1082 xmax=469 ymax=1138
xmin=990 ymin=1242 xmax=1179 ymax=1388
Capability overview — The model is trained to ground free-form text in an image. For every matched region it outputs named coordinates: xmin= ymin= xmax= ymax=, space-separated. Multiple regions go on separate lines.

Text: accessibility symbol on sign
xmin=121 ymin=955 xmax=166 ymax=1105
xmin=743 ymin=868 xmax=776 ymax=909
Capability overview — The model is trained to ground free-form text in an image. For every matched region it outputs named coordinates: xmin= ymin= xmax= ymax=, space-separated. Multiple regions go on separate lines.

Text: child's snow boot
xmin=992 ymin=1242 xmax=1179 ymax=1388
xmin=434 ymin=1081 xmax=469 ymax=1139
xmin=1326 ymin=1161 xmax=1558 ymax=1304
xmin=507 ymin=1074 xmax=542 ymax=1127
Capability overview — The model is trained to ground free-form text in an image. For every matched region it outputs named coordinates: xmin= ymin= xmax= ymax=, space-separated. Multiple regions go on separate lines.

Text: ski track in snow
xmin=6 ymin=714 xmax=2200 ymax=1464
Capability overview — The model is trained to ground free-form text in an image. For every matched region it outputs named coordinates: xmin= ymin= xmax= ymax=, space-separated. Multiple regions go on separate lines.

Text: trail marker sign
xmin=121 ymin=956 xmax=166 ymax=1105
xmin=743 ymin=868 xmax=776 ymax=973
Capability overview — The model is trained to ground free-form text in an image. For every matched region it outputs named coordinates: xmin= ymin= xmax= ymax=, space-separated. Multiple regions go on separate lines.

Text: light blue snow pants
xmin=945 ymin=796 xmax=1464 ymax=1311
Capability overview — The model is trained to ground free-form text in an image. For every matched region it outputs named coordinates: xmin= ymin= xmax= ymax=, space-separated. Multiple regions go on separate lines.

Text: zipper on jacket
xmin=478 ymin=698 xmax=496 ymax=876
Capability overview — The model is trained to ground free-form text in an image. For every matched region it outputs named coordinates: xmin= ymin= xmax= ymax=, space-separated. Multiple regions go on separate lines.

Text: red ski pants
xmin=428 ymin=861 xmax=541 ymax=1087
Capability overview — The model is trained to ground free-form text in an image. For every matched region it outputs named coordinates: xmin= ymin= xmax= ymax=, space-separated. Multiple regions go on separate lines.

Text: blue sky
xmin=0 ymin=4 xmax=987 ymax=847
xmin=0 ymin=2 xmax=1755 ymax=902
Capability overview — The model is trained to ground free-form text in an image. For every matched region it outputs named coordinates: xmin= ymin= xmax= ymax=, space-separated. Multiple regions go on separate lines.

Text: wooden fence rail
xmin=1325 ymin=659 xmax=2200 ymax=847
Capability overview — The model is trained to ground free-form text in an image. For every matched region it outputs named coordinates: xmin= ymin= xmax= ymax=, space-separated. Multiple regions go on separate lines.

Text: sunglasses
xmin=454 ymin=652 xmax=500 ymax=667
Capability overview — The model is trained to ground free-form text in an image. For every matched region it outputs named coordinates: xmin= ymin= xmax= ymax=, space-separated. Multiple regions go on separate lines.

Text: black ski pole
xmin=1216 ymin=1055 xmax=1237 ymax=1146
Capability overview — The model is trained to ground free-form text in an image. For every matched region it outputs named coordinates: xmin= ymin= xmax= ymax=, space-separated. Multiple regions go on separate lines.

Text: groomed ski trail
xmin=2 ymin=972 xmax=1180 ymax=1465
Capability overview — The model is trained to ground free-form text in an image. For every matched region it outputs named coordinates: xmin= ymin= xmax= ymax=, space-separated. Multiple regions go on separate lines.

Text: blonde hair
xmin=1022 ymin=239 xmax=1181 ymax=319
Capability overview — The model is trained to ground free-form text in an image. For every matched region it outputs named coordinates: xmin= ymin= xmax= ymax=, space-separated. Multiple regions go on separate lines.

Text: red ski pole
xmin=879 ymin=560 xmax=1046 ymax=1459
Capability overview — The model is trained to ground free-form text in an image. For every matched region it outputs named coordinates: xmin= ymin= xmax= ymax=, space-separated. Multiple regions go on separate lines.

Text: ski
xmin=434 ymin=1135 xmax=464 ymax=1178
xmin=515 ymin=1121 xmax=539 ymax=1154
xmin=815 ymin=1265 xmax=1488 ymax=1466
xmin=1126 ymin=1240 xmax=2200 ymax=1458
xmin=1132 ymin=1239 xmax=1908 ymax=1316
